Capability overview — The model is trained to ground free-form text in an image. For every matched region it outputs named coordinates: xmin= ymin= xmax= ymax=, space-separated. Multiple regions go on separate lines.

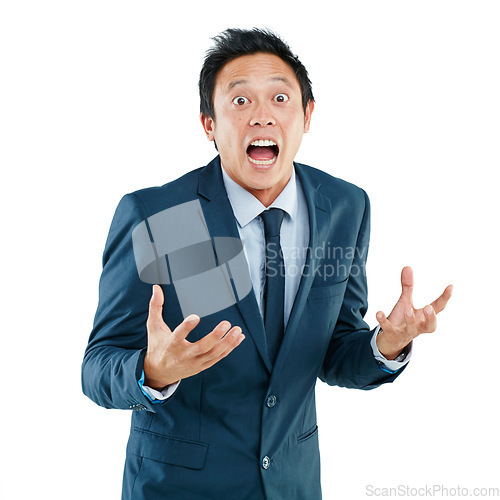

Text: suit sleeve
xmin=82 ymin=193 xmax=164 ymax=412
xmin=318 ymin=189 xmax=407 ymax=390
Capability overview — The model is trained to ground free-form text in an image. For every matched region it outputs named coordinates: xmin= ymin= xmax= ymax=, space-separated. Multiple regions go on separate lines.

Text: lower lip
xmin=246 ymin=154 xmax=278 ymax=170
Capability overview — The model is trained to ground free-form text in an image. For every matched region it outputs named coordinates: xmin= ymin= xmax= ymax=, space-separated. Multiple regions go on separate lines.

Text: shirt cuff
xmin=370 ymin=325 xmax=412 ymax=373
xmin=138 ymin=370 xmax=181 ymax=402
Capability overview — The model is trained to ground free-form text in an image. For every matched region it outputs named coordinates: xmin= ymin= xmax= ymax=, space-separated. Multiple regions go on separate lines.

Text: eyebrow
xmin=226 ymin=76 xmax=295 ymax=92
xmin=227 ymin=79 xmax=248 ymax=91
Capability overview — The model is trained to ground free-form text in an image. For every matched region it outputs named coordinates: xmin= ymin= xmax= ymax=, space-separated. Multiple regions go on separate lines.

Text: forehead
xmin=214 ymin=53 xmax=300 ymax=95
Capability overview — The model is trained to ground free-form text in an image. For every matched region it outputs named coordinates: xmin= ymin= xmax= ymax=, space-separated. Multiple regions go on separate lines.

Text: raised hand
xmin=375 ymin=266 xmax=453 ymax=360
xmin=143 ymin=285 xmax=245 ymax=390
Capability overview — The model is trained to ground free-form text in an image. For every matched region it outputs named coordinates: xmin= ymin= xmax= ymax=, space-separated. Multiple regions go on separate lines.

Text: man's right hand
xmin=143 ymin=285 xmax=245 ymax=390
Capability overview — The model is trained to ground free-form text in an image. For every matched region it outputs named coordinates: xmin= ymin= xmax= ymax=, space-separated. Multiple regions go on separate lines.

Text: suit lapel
xmin=270 ymin=164 xmax=332 ymax=381
xmin=196 ymin=158 xmax=332 ymax=378
xmin=197 ymin=157 xmax=272 ymax=373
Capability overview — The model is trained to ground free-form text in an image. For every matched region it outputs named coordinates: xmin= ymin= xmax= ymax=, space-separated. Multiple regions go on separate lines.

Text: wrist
xmin=376 ymin=328 xmax=406 ymax=360
xmin=143 ymin=378 xmax=168 ymax=392
xmin=143 ymin=353 xmax=180 ymax=389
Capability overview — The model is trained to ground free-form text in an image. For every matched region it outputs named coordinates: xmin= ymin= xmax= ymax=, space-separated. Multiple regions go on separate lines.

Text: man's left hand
xmin=376 ymin=266 xmax=453 ymax=360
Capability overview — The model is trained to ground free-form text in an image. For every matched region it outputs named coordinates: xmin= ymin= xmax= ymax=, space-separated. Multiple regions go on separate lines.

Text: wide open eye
xmin=232 ymin=96 xmax=249 ymax=106
xmin=274 ymin=94 xmax=289 ymax=103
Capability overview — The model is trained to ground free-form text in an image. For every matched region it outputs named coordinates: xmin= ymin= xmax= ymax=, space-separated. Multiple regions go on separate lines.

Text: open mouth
xmin=246 ymin=140 xmax=279 ymax=166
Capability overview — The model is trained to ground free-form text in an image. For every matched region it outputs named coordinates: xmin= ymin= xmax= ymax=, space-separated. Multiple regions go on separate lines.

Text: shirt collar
xmin=220 ymin=163 xmax=298 ymax=228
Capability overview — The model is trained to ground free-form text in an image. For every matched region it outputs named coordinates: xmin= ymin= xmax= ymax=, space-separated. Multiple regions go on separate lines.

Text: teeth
xmin=250 ymin=139 xmax=276 ymax=147
xmin=247 ymin=155 xmax=277 ymax=166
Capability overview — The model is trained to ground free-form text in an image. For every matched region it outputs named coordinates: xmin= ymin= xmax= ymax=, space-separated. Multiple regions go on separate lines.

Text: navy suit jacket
xmin=82 ymin=156 xmax=405 ymax=499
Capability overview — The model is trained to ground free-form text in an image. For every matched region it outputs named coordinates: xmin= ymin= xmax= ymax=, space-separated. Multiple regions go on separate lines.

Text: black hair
xmin=199 ymin=28 xmax=314 ymax=120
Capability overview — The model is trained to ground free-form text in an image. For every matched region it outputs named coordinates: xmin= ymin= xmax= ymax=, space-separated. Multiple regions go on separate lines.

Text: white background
xmin=1 ymin=1 xmax=499 ymax=499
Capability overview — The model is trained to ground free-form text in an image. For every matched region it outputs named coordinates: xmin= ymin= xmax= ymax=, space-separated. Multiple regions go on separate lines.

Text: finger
xmin=400 ymin=266 xmax=414 ymax=301
xmin=171 ymin=314 xmax=201 ymax=341
xmin=430 ymin=284 xmax=453 ymax=314
xmin=420 ymin=304 xmax=437 ymax=333
xmin=147 ymin=285 xmax=166 ymax=329
xmin=376 ymin=311 xmax=396 ymax=334
xmin=191 ymin=320 xmax=234 ymax=353
xmin=200 ymin=327 xmax=245 ymax=368
xmin=405 ymin=308 xmax=418 ymax=339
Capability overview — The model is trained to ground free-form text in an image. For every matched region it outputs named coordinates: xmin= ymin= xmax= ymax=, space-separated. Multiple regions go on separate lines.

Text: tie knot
xmin=260 ymin=208 xmax=285 ymax=238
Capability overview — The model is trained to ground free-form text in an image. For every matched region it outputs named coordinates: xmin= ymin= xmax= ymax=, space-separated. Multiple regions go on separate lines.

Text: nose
xmin=249 ymin=102 xmax=276 ymax=127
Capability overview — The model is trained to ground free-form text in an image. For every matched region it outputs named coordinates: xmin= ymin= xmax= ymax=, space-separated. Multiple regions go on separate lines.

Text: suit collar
xmin=197 ymin=156 xmax=226 ymax=202
xmin=198 ymin=155 xmax=323 ymax=203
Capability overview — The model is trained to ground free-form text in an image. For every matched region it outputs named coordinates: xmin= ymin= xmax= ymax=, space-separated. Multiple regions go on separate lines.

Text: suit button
xmin=266 ymin=395 xmax=277 ymax=408
xmin=262 ymin=456 xmax=271 ymax=470
xmin=129 ymin=404 xmax=147 ymax=411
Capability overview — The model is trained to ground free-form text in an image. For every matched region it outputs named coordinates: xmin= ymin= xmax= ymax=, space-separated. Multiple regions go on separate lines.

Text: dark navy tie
xmin=260 ymin=208 xmax=286 ymax=364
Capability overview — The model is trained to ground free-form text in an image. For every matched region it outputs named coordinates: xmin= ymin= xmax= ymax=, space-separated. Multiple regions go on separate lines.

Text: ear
xmin=303 ymin=100 xmax=315 ymax=133
xmin=200 ymin=113 xmax=215 ymax=141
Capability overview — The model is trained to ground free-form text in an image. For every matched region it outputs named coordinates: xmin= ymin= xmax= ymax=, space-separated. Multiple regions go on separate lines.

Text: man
xmin=82 ymin=28 xmax=452 ymax=499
